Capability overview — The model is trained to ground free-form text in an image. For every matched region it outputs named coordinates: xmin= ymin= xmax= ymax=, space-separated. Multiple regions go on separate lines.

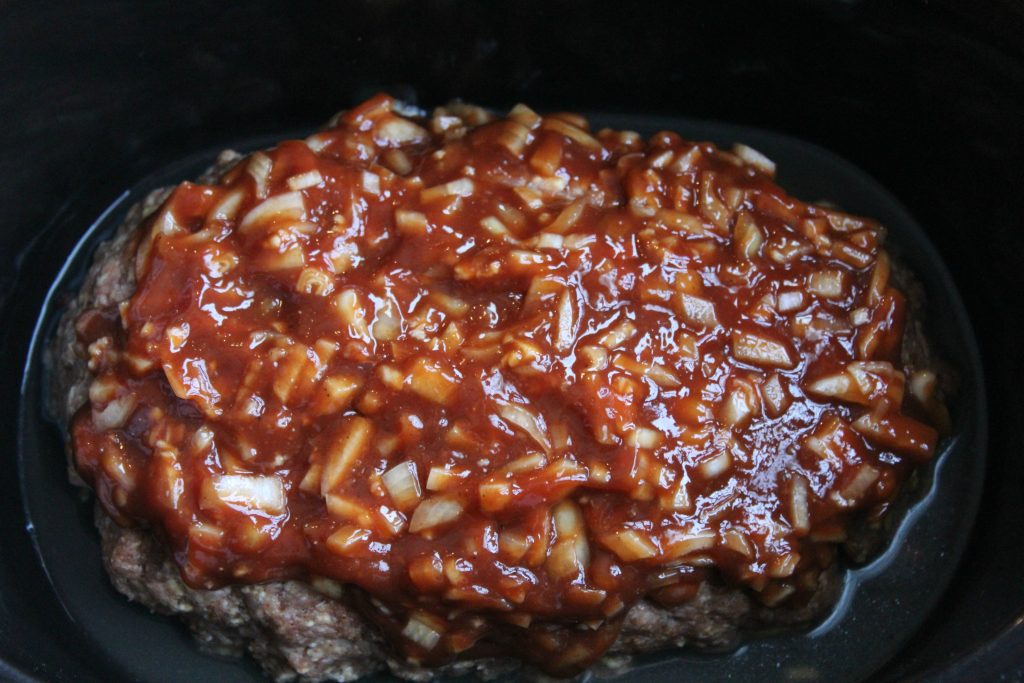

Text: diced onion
xmin=547 ymin=534 xmax=589 ymax=580
xmin=555 ymin=288 xmax=577 ymax=351
xmin=409 ymin=496 xmax=463 ymax=534
xmin=731 ymin=329 xmax=795 ymax=369
xmin=246 ymin=152 xmax=272 ymax=198
xmin=479 ymin=480 xmax=513 ymax=513
xmin=721 ymin=530 xmax=754 ymax=558
xmin=422 ymin=178 xmax=474 ymax=202
xmin=92 ymin=394 xmax=138 ymax=430
xmin=407 ymin=357 xmax=461 ymax=405
xmin=697 ymin=450 xmax=732 ymax=479
xmin=239 ymin=191 xmax=305 ymax=232
xmin=732 ymin=143 xmax=776 ymax=176
xmin=544 ymin=199 xmax=586 ymax=234
xmin=286 ymin=170 xmax=324 ymax=191
xmin=497 ymin=402 xmax=552 ymax=452
xmin=625 ymin=426 xmax=663 ymax=449
xmin=426 ymin=465 xmax=466 ymax=492
xmin=382 ymin=461 xmax=422 ymax=511
xmin=777 ymin=290 xmax=806 ymax=313
xmin=808 ymin=269 xmax=846 ymax=299
xmin=664 ymin=529 xmax=717 ymax=558
xmin=376 ymin=118 xmax=429 ymax=146
xmin=326 ymin=526 xmax=372 ymax=555
xmin=396 ymin=209 xmax=428 ymax=235
xmin=677 ymin=293 xmax=719 ymax=329
xmin=402 ymin=612 xmax=446 ymax=650
xmin=542 ymin=118 xmax=603 ymax=151
xmin=321 ymin=417 xmax=373 ymax=494
xmin=599 ymin=321 xmax=637 ymax=349
xmin=601 ymin=529 xmax=659 ymax=561
xmin=733 ymin=212 xmax=764 ymax=259
xmin=207 ymin=474 xmax=286 ymax=515
xmin=719 ymin=383 xmax=758 ymax=429
xmin=805 ymin=372 xmax=856 ymax=402
xmin=789 ymin=475 xmax=811 ymax=532
xmin=210 ymin=190 xmax=244 ymax=222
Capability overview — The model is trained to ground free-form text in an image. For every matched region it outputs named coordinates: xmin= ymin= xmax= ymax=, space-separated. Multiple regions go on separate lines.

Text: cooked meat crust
xmin=48 ymin=120 xmax=943 ymax=681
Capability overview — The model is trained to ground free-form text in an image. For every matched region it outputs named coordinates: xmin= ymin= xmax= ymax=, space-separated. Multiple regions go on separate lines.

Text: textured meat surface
xmin=48 ymin=134 xmax=938 ymax=681
xmin=97 ymin=508 xmax=839 ymax=681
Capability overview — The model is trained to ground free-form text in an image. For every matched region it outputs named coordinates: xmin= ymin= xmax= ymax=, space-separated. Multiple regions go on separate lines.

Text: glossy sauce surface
xmin=70 ymin=95 xmax=943 ymax=673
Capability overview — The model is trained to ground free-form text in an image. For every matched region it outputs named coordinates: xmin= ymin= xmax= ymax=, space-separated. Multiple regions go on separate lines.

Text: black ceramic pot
xmin=1 ymin=2 xmax=1022 ymax=681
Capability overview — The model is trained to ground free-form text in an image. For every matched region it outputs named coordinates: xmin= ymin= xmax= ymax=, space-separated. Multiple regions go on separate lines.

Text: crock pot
xmin=2 ymin=2 xmax=1021 ymax=680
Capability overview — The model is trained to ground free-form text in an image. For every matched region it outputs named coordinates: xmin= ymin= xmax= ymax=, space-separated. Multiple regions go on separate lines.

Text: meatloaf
xmin=49 ymin=95 xmax=951 ymax=681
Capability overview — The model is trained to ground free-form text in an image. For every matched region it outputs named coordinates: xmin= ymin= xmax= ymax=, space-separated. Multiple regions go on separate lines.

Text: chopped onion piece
xmin=721 ymin=529 xmax=754 ymax=558
xmin=548 ymin=534 xmax=590 ymax=581
xmin=409 ymin=496 xmax=463 ymax=534
xmin=326 ymin=526 xmax=372 ymax=555
xmin=321 ymin=417 xmax=373 ymax=494
xmin=731 ymin=329 xmax=795 ymax=369
xmin=625 ymin=426 xmax=663 ymax=449
xmin=382 ymin=461 xmax=422 ymax=511
xmin=402 ymin=612 xmax=445 ymax=650
xmin=497 ymin=402 xmax=552 ymax=452
xmin=555 ymin=288 xmax=577 ymax=351
xmin=508 ymin=103 xmax=542 ymax=129
xmin=838 ymin=465 xmax=880 ymax=504
xmin=479 ymin=480 xmax=513 ymax=513
xmin=239 ymin=191 xmax=305 ymax=232
xmin=210 ymin=190 xmax=244 ymax=222
xmin=664 ymin=529 xmax=717 ymax=558
xmin=542 ymin=118 xmax=603 ymax=151
xmin=805 ymin=372 xmax=856 ymax=402
xmin=325 ymin=494 xmax=375 ymax=526
xmin=601 ymin=529 xmax=659 ymax=561
xmin=421 ymin=178 xmax=474 ymax=202
xmin=92 ymin=394 xmax=138 ymax=430
xmin=598 ymin=321 xmax=637 ymax=349
xmin=656 ymin=208 xmax=707 ymax=236
xmin=789 ymin=475 xmax=811 ymax=533
xmin=767 ymin=553 xmax=800 ymax=579
xmin=719 ymin=378 xmax=760 ymax=429
xmin=544 ymin=199 xmax=586 ymax=234
xmin=909 ymin=369 xmax=938 ymax=404
xmin=361 ymin=171 xmax=380 ymax=195
xmin=732 ymin=143 xmax=776 ymax=176
xmin=697 ymin=450 xmax=732 ymax=479
xmin=552 ymin=499 xmax=584 ymax=537
xmin=808 ymin=269 xmax=846 ymax=299
xmin=246 ymin=152 xmax=272 ymax=199
xmin=533 ymin=232 xmax=562 ymax=249
xmin=407 ymin=357 xmax=461 ymax=405
xmin=677 ymin=293 xmax=719 ymax=329
xmin=852 ymin=412 xmax=936 ymax=461
xmin=334 ymin=288 xmax=371 ymax=339
xmin=207 ymin=474 xmax=286 ymax=515
xmin=777 ymin=290 xmax=806 ymax=313
xmin=480 ymin=215 xmax=511 ymax=239
xmin=733 ymin=212 xmax=764 ymax=260
xmin=376 ymin=118 xmax=429 ymax=146
xmin=286 ymin=170 xmax=324 ymax=191
xmin=304 ymin=133 xmax=332 ymax=153
xmin=296 ymin=268 xmax=334 ymax=296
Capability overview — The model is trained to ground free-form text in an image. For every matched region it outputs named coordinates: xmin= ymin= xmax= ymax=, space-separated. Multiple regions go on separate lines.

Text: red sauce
xmin=69 ymin=94 xmax=943 ymax=674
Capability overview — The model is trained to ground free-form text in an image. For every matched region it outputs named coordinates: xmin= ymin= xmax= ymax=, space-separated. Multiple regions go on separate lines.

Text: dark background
xmin=1 ymin=1 xmax=1022 ymax=680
